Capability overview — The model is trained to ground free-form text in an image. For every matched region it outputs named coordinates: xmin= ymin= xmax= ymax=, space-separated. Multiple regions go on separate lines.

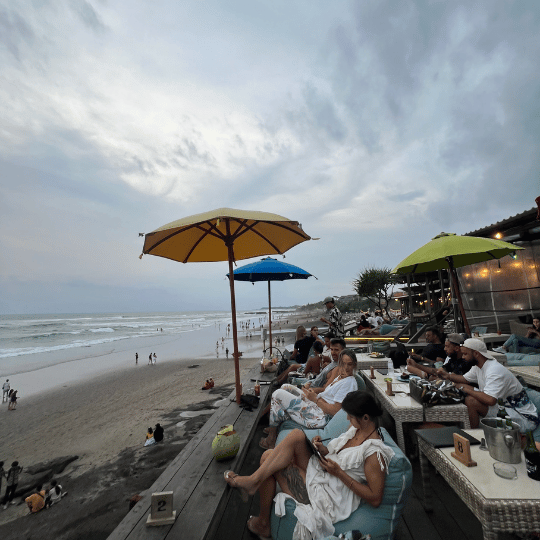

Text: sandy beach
xmin=0 ymin=313 xmax=320 ymax=540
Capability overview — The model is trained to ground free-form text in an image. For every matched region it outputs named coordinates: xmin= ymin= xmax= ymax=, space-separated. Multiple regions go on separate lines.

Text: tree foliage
xmin=352 ymin=267 xmax=397 ymax=317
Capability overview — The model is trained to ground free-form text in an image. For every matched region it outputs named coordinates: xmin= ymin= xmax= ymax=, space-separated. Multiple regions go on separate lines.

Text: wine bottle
xmin=496 ymin=399 xmax=508 ymax=429
xmin=524 ymin=430 xmax=540 ymax=481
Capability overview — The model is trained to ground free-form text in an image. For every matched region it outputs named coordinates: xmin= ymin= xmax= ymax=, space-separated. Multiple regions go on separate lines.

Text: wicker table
xmin=355 ymin=352 xmax=389 ymax=370
xmin=418 ymin=428 xmax=540 ymax=540
xmin=509 ymin=365 xmax=540 ymax=388
xmin=360 ymin=369 xmax=470 ymax=452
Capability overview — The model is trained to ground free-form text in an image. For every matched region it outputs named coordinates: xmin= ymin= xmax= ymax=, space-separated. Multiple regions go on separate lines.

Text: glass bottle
xmin=496 ymin=399 xmax=509 ymax=429
xmin=524 ymin=430 xmax=540 ymax=481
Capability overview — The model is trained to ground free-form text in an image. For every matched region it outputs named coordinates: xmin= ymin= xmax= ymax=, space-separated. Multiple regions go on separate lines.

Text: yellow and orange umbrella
xmin=141 ymin=208 xmax=311 ymax=403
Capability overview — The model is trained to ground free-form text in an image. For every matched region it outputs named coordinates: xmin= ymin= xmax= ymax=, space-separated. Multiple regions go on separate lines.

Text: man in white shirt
xmin=2 ymin=380 xmax=9 ymax=403
xmin=440 ymin=338 xmax=538 ymax=431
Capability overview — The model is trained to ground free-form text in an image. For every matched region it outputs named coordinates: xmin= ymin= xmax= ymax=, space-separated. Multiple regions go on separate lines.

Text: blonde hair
xmin=295 ymin=325 xmax=306 ymax=341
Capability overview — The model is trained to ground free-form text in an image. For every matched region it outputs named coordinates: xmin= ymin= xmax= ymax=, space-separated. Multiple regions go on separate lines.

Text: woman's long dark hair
xmin=341 ymin=391 xmax=383 ymax=422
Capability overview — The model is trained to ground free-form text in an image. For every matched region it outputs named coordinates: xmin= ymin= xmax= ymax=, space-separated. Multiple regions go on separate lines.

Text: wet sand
xmin=0 ymin=312 xmax=321 ymax=539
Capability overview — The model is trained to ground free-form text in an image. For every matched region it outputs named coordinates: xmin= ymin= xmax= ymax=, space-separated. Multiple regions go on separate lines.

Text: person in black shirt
xmin=153 ymin=423 xmax=164 ymax=443
xmin=408 ymin=326 xmax=445 ymax=364
xmin=407 ymin=333 xmax=470 ymax=379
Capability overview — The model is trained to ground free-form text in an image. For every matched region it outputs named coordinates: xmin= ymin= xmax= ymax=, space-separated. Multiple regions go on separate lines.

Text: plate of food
xmin=368 ymin=352 xmax=385 ymax=358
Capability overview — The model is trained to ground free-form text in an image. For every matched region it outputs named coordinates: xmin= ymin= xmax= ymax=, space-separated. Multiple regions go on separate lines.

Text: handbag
xmin=239 ymin=394 xmax=260 ymax=411
xmin=409 ymin=378 xmax=464 ymax=407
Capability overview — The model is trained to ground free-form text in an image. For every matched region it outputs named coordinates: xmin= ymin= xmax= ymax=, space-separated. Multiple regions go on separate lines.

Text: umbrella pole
xmin=268 ymin=281 xmax=272 ymax=355
xmin=447 ymin=258 xmax=471 ymax=336
xmin=226 ymin=242 xmax=242 ymax=405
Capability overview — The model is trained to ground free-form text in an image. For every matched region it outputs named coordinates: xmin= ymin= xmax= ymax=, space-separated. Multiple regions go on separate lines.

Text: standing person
xmin=3 ymin=461 xmax=23 ymax=509
xmin=2 ymin=380 xmax=9 ymax=403
xmin=0 ymin=461 xmax=4 ymax=499
xmin=153 ymin=353 xmax=157 ymax=365
xmin=148 ymin=353 xmax=152 ymax=365
xmin=225 ymin=348 xmax=229 ymax=359
xmin=320 ymin=297 xmax=345 ymax=338
xmin=8 ymin=390 xmax=18 ymax=411
xmin=135 ymin=353 xmax=138 ymax=365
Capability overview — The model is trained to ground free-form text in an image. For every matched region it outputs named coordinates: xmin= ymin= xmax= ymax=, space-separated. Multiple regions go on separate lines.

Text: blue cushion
xmin=271 ymin=424 xmax=412 ymax=540
xmin=505 ymin=353 xmax=540 ymax=366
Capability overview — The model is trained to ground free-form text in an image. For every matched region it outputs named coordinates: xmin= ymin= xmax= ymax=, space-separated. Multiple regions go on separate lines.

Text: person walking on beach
xmin=2 ymin=380 xmax=9 ymax=403
xmin=3 ymin=461 xmax=23 ymax=509
xmin=148 ymin=353 xmax=152 ymax=365
xmin=153 ymin=353 xmax=157 ymax=365
xmin=135 ymin=353 xmax=138 ymax=365
xmin=7 ymin=390 xmax=18 ymax=410
xmin=226 ymin=347 xmax=229 ymax=359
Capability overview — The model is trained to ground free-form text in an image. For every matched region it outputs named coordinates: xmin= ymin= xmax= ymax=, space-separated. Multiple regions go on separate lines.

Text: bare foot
xmin=223 ymin=471 xmax=258 ymax=496
xmin=247 ymin=515 xmax=271 ymax=540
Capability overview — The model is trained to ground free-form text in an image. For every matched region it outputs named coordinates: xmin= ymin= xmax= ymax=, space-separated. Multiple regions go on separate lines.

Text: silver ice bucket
xmin=480 ymin=418 xmax=522 ymax=464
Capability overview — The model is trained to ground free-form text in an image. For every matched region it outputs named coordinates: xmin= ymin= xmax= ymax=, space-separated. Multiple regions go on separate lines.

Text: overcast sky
xmin=1 ymin=0 xmax=538 ymax=315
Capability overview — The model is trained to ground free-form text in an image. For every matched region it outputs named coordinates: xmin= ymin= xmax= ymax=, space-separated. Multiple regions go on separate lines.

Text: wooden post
xmin=447 ymin=258 xmax=471 ymax=336
xmin=226 ymin=220 xmax=242 ymax=405
xmin=268 ymin=280 xmax=272 ymax=355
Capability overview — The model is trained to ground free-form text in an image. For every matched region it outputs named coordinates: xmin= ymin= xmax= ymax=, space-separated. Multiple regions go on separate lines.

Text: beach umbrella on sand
xmin=230 ymin=257 xmax=315 ymax=354
xmin=140 ymin=208 xmax=311 ymax=404
xmin=392 ymin=232 xmax=524 ymax=335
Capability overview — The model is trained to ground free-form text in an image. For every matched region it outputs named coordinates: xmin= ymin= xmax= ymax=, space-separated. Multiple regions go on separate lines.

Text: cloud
xmin=0 ymin=0 xmax=538 ymax=313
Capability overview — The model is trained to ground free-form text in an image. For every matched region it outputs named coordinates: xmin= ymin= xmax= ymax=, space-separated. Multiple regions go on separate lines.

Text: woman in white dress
xmin=259 ymin=350 xmax=358 ymax=450
xmin=224 ymin=391 xmax=392 ymax=540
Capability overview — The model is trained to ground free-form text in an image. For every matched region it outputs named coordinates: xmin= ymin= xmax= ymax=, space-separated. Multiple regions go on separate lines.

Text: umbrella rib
xmin=144 ymin=222 xmax=223 ymax=255
xmin=230 ymin=219 xmax=303 ymax=253
xmin=183 ymin=223 xmax=225 ymax=263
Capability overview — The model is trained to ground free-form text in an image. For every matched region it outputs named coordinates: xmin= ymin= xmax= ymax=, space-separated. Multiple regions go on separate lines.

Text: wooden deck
xmin=211 ymin=422 xmax=486 ymax=540
xmin=108 ymin=365 xmax=508 ymax=540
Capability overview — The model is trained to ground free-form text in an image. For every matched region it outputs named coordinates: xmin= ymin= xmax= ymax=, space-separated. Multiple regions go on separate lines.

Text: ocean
xmin=0 ymin=311 xmax=294 ymax=380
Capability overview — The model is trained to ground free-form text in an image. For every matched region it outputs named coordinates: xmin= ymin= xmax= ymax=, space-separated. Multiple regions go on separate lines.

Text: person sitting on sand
xmin=259 ymin=349 xmax=358 ymax=450
xmin=45 ymin=480 xmax=66 ymax=508
xmin=146 ymin=427 xmax=153 ymax=440
xmin=202 ymin=378 xmax=214 ymax=390
xmin=25 ymin=484 xmax=46 ymax=514
xmin=224 ymin=391 xmax=392 ymax=540
xmin=153 ymin=423 xmax=164 ymax=443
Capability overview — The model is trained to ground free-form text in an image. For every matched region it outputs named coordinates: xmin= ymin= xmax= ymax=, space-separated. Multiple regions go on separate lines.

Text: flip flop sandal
xmin=259 ymin=438 xmax=275 ymax=450
xmin=224 ymin=470 xmax=249 ymax=502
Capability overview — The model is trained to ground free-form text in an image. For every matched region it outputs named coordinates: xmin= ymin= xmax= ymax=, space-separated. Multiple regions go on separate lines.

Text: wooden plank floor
xmin=211 ymin=423 xmax=488 ymax=540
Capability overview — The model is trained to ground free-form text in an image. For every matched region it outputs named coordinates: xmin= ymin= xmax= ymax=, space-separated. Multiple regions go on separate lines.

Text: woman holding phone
xmin=224 ymin=391 xmax=392 ymax=540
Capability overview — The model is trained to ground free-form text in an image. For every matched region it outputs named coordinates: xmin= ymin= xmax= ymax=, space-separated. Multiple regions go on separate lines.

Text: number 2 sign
xmin=146 ymin=491 xmax=177 ymax=526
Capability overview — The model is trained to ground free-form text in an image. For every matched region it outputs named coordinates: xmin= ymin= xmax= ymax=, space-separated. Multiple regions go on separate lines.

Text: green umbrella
xmin=392 ymin=233 xmax=523 ymax=335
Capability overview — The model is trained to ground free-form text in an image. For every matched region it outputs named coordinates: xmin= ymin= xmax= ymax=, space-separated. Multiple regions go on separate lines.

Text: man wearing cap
xmin=407 ymin=334 xmax=470 ymax=379
xmin=320 ymin=297 xmax=344 ymax=338
xmin=440 ymin=338 xmax=539 ymax=431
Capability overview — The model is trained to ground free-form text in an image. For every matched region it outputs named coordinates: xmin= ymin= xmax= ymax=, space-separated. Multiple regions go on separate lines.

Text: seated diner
xmin=224 ymin=391 xmax=392 ymax=540
xmin=259 ymin=349 xmax=358 ymax=450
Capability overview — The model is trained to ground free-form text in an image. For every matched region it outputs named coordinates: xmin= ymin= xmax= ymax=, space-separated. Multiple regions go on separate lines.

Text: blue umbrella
xmin=230 ymin=257 xmax=315 ymax=353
